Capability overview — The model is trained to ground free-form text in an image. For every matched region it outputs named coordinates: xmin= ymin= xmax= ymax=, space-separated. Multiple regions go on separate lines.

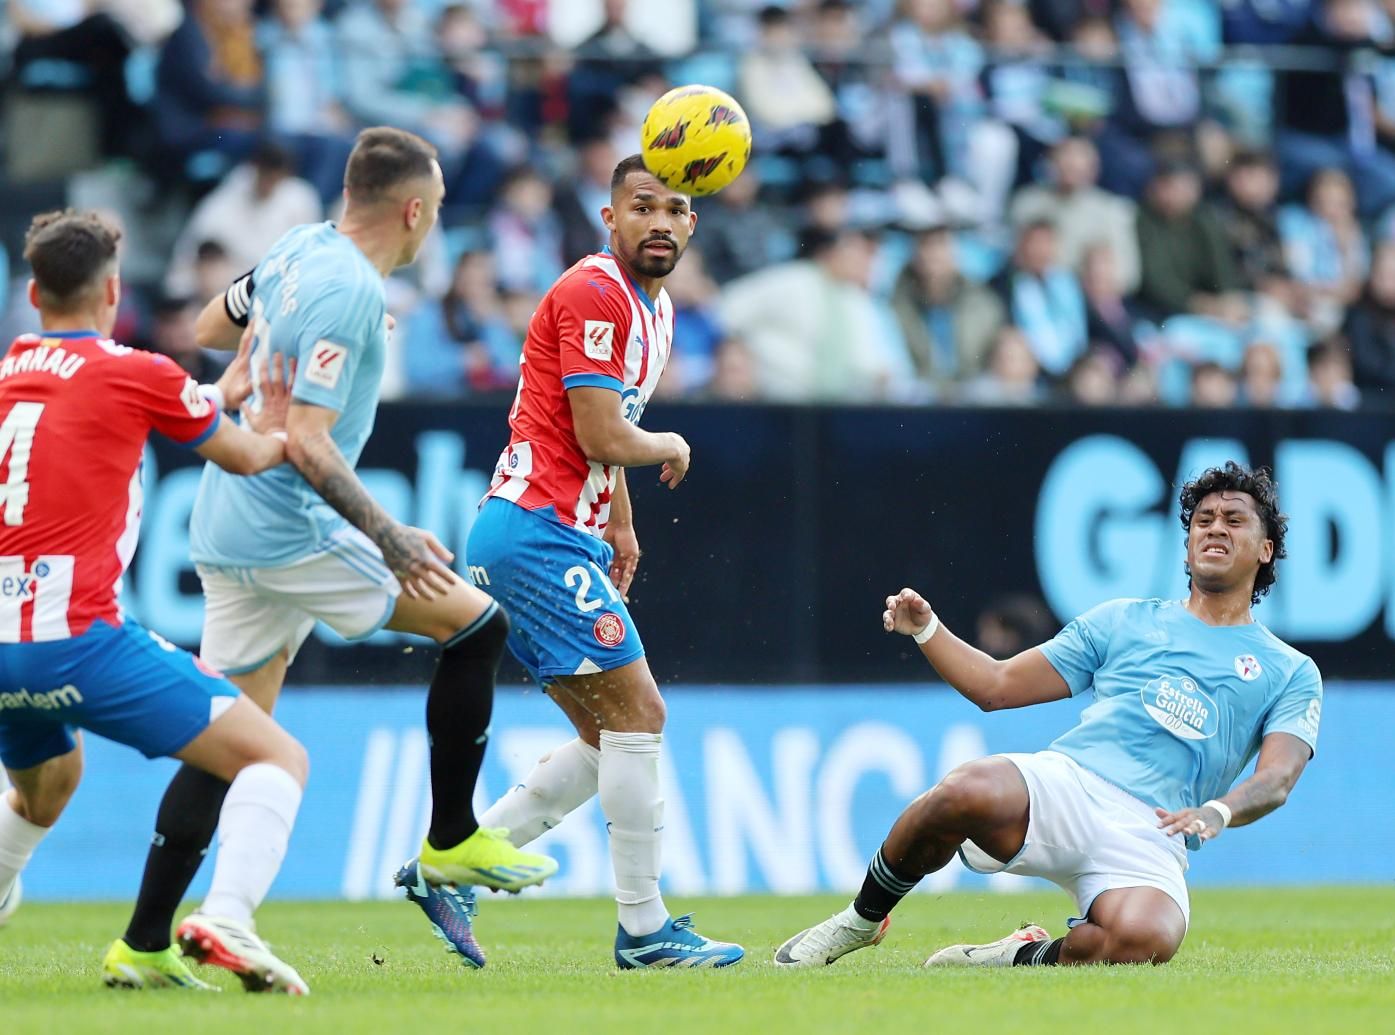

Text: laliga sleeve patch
xmin=583 ymin=320 xmax=615 ymax=361
xmin=306 ymin=340 xmax=349 ymax=389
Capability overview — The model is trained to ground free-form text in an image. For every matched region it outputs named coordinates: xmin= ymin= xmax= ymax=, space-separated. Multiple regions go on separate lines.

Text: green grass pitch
xmin=2 ymin=888 xmax=1392 ymax=1034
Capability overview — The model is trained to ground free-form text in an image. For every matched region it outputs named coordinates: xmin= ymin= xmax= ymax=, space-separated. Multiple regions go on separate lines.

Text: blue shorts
xmin=466 ymin=498 xmax=645 ymax=685
xmin=0 ymin=618 xmax=239 ymax=771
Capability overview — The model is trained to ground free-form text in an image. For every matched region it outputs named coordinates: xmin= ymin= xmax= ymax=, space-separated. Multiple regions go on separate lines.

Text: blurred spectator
xmin=890 ymin=0 xmax=1017 ymax=220
xmin=556 ymin=136 xmax=619 ymax=264
xmin=1303 ymin=338 xmax=1361 ymax=408
xmin=1010 ymin=135 xmax=1141 ymax=292
xmin=993 ymin=221 xmax=1088 ymax=377
xmin=1191 ymin=360 xmax=1239 ymax=406
xmin=1081 ymin=242 xmax=1142 ymax=367
xmin=191 ymin=240 xmax=238 ymax=302
xmin=703 ymin=336 xmax=761 ymax=401
xmin=809 ymin=0 xmax=890 ymax=167
xmin=1221 ymin=0 xmax=1310 ymax=44
xmin=1062 ymin=347 xmax=1122 ymax=404
xmin=803 ymin=181 xmax=852 ymax=233
xmin=1276 ymin=0 xmax=1395 ymax=217
xmin=1137 ymin=162 xmax=1247 ymax=324
xmin=9 ymin=0 xmax=175 ymax=158
xmin=147 ymin=294 xmax=226 ymax=382
xmin=1342 ymin=239 xmax=1395 ymax=393
xmin=336 ymin=0 xmax=482 ymax=185
xmin=739 ymin=6 xmax=838 ymax=157
xmin=154 ymin=0 xmax=265 ymax=172
xmin=1239 ymin=340 xmax=1285 ymax=407
xmin=403 ymin=250 xmax=520 ymax=397
xmin=974 ymin=592 xmax=1054 ymax=659
xmin=567 ymin=0 xmax=662 ymax=141
xmin=718 ymin=227 xmax=915 ymax=402
xmin=1279 ymin=168 xmax=1369 ymax=335
xmin=164 ymin=142 xmax=322 ymax=298
xmin=960 ymin=325 xmax=1046 ymax=404
xmin=664 ymin=246 xmax=725 ymax=395
xmin=980 ymin=0 xmax=1059 ymax=186
xmin=1213 ymin=151 xmax=1296 ymax=308
xmin=489 ymin=167 xmax=565 ymax=295
xmin=890 ymin=225 xmax=1005 ymax=389
xmin=692 ymin=170 xmax=790 ymax=283
xmin=259 ymin=0 xmax=356 ymax=204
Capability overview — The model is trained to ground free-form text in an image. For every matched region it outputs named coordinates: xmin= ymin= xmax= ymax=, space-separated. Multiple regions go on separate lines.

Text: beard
xmin=627 ymin=238 xmax=683 ymax=278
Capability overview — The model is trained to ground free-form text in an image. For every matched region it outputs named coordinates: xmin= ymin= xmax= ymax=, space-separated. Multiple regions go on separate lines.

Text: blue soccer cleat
xmin=395 ymin=858 xmax=486 ymax=969
xmin=614 ymin=913 xmax=745 ymax=969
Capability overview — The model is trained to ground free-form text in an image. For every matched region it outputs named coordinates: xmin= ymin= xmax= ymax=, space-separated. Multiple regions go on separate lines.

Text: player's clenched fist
xmin=659 ymin=432 xmax=691 ymax=490
xmin=884 ymin=587 xmax=935 ymax=636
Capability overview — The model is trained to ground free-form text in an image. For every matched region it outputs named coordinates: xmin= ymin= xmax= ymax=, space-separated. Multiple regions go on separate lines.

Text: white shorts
xmin=959 ymin=750 xmax=1191 ymax=929
xmin=196 ymin=527 xmax=401 ymax=675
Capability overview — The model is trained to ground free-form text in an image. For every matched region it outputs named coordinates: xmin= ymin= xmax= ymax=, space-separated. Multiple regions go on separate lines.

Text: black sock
xmin=425 ymin=602 xmax=509 ymax=851
xmin=1014 ymin=936 xmax=1065 ymax=966
xmin=852 ymin=847 xmax=921 ymax=922
xmin=123 ymin=764 xmax=230 ymax=952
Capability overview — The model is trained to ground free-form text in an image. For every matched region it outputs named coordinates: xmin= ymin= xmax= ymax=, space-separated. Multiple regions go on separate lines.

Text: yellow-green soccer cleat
xmin=102 ymin=938 xmax=218 ymax=991
xmin=418 ymin=826 xmax=559 ymax=893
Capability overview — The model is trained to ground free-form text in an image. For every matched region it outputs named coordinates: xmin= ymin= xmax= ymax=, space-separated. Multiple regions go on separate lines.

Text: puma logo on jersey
xmin=306 ymin=340 xmax=348 ymax=389
xmin=583 ymin=321 xmax=615 ymax=361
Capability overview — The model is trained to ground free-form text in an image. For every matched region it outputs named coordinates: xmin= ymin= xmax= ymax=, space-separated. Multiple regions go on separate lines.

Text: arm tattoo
xmin=291 ymin=429 xmax=421 ymax=573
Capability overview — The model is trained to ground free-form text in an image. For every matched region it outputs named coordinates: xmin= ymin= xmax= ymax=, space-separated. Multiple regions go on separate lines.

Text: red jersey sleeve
xmin=129 ymin=352 xmax=221 ymax=446
xmin=553 ymin=275 xmax=634 ymax=392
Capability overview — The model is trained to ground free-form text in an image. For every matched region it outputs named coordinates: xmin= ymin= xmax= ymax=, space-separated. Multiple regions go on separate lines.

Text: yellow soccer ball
xmin=640 ymin=84 xmax=752 ymax=197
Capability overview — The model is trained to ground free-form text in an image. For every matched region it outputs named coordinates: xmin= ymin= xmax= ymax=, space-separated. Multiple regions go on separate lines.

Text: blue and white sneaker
xmin=394 ymin=859 xmax=485 ymax=969
xmin=614 ymin=914 xmax=745 ymax=969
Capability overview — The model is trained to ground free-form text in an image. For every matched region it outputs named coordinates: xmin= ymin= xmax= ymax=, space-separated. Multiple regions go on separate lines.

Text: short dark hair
xmin=344 ymin=127 xmax=438 ymax=205
xmin=611 ymin=153 xmax=653 ymax=195
xmin=1178 ymin=461 xmax=1287 ymax=606
xmin=23 ymin=209 xmax=121 ymax=313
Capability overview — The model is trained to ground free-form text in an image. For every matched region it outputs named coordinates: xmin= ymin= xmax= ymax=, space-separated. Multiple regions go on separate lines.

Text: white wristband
xmin=198 ymin=383 xmax=226 ymax=412
xmin=912 ymin=612 xmax=940 ymax=644
xmin=1201 ymin=799 xmax=1232 ymax=828
xmin=269 ymin=431 xmax=288 ymax=443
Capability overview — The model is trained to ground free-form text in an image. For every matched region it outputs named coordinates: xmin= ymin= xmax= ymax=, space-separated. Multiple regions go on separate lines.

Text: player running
xmin=108 ymin=127 xmax=556 ymax=980
xmin=776 ymin=462 xmax=1321 ymax=968
xmin=445 ymin=154 xmax=743 ymax=968
xmin=0 ymin=210 xmax=312 ymax=993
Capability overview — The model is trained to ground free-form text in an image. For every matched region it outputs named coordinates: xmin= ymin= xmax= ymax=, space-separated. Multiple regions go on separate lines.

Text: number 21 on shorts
xmin=564 ymin=563 xmax=620 ymax=613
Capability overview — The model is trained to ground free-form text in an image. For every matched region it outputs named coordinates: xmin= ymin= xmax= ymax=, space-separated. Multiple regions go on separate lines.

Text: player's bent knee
xmin=1101 ymin=922 xmax=1182 ymax=965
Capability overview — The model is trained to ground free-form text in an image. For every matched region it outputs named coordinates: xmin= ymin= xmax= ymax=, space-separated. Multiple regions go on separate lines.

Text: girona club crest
xmin=593 ymin=612 xmax=626 ymax=648
xmin=683 ymin=153 xmax=726 ymax=184
xmin=648 ymin=122 xmax=688 ymax=150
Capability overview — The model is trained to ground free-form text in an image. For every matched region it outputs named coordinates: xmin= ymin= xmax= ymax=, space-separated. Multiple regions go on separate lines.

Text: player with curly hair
xmin=776 ymin=461 xmax=1321 ymax=969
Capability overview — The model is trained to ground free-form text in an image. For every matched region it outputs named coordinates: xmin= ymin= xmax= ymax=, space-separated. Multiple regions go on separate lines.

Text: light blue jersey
xmin=191 ymin=223 xmax=387 ymax=567
xmin=1040 ymin=598 xmax=1322 ymax=828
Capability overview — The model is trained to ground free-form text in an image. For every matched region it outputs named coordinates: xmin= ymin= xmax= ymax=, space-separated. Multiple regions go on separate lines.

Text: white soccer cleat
xmin=923 ymin=923 xmax=1051 ymax=967
xmin=0 ymin=876 xmax=20 ymax=929
xmin=176 ymin=914 xmax=309 ymax=995
xmin=773 ymin=908 xmax=891 ymax=968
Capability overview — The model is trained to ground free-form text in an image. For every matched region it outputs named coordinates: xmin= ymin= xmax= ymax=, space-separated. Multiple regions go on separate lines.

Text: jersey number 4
xmin=0 ymin=402 xmax=45 ymax=526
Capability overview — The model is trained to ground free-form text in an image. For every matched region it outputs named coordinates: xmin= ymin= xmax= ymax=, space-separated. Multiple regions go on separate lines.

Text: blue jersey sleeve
xmin=289 ymin=278 xmax=382 ymax=413
xmin=1262 ymin=657 xmax=1322 ymax=756
xmin=1037 ymin=598 xmax=1130 ymax=696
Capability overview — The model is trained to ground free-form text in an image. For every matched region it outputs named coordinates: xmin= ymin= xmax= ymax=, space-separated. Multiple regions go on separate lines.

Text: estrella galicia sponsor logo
xmin=0 ymin=684 xmax=83 ymax=713
xmin=1141 ymin=675 xmax=1219 ymax=741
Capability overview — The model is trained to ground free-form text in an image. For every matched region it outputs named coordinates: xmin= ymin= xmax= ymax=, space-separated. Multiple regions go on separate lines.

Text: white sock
xmin=480 ymin=738 xmax=600 ymax=847
xmin=598 ymin=730 xmax=668 ymax=938
xmin=840 ymin=902 xmax=877 ymax=932
xmin=200 ymin=763 xmax=302 ymax=925
xmin=0 ymin=796 xmax=48 ymax=903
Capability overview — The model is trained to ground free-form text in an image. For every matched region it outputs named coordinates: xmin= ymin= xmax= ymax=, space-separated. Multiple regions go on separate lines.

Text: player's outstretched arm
xmin=1155 ymin=731 xmax=1310 ymax=844
xmin=883 ymin=587 xmax=1070 ymax=711
xmin=285 ymin=402 xmax=458 ymax=599
xmin=195 ymin=270 xmax=255 ymax=351
xmin=569 ymin=387 xmax=691 ymax=489
xmin=194 ymin=350 xmax=293 ymax=475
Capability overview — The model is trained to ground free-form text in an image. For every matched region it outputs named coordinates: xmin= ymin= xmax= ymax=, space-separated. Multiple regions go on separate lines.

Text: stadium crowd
xmin=4 ymin=0 xmax=1395 ymax=408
